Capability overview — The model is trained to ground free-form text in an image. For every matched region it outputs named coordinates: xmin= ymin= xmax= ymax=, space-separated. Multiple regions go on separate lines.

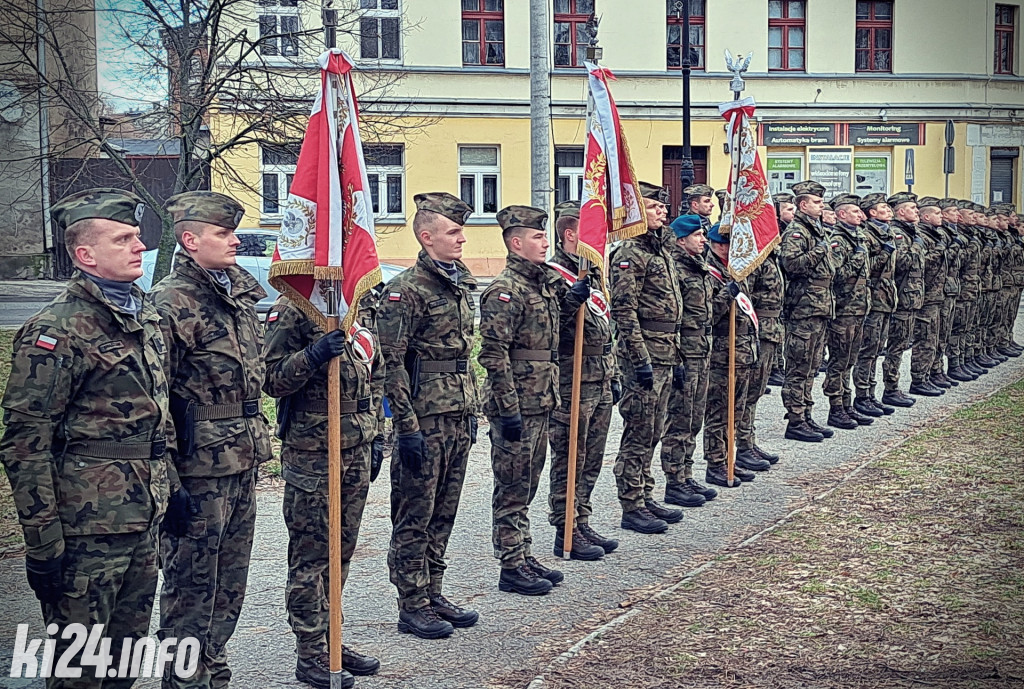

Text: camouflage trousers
xmin=979 ymin=291 xmax=999 ymax=353
xmin=853 ymin=310 xmax=891 ymax=399
xmin=705 ymin=364 xmax=752 ymax=465
xmin=1010 ymin=287 xmax=1024 ymax=344
xmin=948 ymin=298 xmax=977 ymax=368
xmin=781 ymin=316 xmax=828 ymax=421
xmin=614 ymin=363 xmax=673 ymax=512
xmin=883 ymin=311 xmax=916 ymax=392
xmin=824 ymin=315 xmax=865 ymax=409
xmin=159 ymin=470 xmax=255 ymax=689
xmin=389 ymin=412 xmax=472 ymax=612
xmin=282 ymin=443 xmax=371 ymax=659
xmin=737 ymin=340 xmax=777 ymax=452
xmin=931 ymin=297 xmax=957 ymax=376
xmin=490 ymin=412 xmax=549 ymax=569
xmin=548 ymin=380 xmax=612 ymax=528
xmin=998 ymin=287 xmax=1022 ymax=346
xmin=910 ymin=304 xmax=942 ymax=383
xmin=965 ymin=296 xmax=983 ymax=360
xmin=660 ymin=354 xmax=710 ymax=483
xmin=42 ymin=530 xmax=159 ymax=689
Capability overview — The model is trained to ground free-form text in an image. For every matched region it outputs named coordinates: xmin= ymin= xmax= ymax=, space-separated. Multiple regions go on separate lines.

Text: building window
xmin=260 ymin=143 xmax=301 ymax=215
xmin=462 ymin=0 xmax=505 ymax=66
xmin=360 ymin=0 xmax=401 ymax=60
xmin=365 ymin=144 xmax=405 ymax=219
xmin=996 ymin=4 xmax=1016 ymax=75
xmin=855 ymin=1 xmax=892 ymax=72
xmin=258 ymin=0 xmax=299 ymax=58
xmin=555 ymin=147 xmax=584 ymax=204
xmin=768 ymin=0 xmax=804 ymax=71
xmin=458 ymin=146 xmax=500 ymax=216
xmin=553 ymin=0 xmax=594 ymax=68
xmin=667 ymin=0 xmax=705 ymax=71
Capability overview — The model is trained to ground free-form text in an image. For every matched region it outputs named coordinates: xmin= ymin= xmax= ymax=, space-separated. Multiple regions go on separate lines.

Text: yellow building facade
xmin=212 ymin=0 xmax=1024 ymax=275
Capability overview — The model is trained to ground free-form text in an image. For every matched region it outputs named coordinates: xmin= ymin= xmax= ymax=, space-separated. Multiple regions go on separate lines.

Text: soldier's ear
xmin=74 ymin=243 xmax=97 ymax=268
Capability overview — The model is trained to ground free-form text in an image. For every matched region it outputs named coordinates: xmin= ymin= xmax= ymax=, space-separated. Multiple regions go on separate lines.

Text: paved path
xmin=2 ymin=314 xmax=1024 ymax=689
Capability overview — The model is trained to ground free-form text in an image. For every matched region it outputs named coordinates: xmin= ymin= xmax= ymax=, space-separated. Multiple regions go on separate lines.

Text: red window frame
xmin=462 ymin=0 xmax=504 ymax=67
xmin=553 ymin=0 xmax=594 ymax=68
xmin=855 ymin=1 xmax=893 ymax=73
xmin=768 ymin=0 xmax=805 ymax=71
xmin=995 ymin=4 xmax=1016 ymax=75
xmin=667 ymin=0 xmax=705 ymax=71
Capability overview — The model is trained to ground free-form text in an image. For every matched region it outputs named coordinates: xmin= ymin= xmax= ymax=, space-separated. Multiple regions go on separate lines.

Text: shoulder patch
xmin=895 ymin=235 xmax=903 ymax=240
xmin=35 ymin=334 xmax=57 ymax=351
xmin=831 ymin=242 xmax=840 ymax=248
xmin=267 ymin=311 xmax=279 ymax=323
xmin=388 ymin=292 xmax=402 ymax=302
xmin=498 ymin=292 xmax=512 ymax=303
xmin=618 ymin=261 xmax=630 ymax=269
xmin=790 ymin=232 xmax=802 ymax=239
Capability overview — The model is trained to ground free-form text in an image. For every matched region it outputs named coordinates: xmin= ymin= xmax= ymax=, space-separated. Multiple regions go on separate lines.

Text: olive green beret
xmin=859 ymin=193 xmax=887 ymax=211
xmin=497 ymin=205 xmax=547 ymax=232
xmin=916 ymin=196 xmax=941 ymax=209
xmin=956 ymin=199 xmax=973 ymax=210
xmin=683 ymin=184 xmax=715 ymax=201
xmin=995 ymin=203 xmax=1016 ymax=216
xmin=886 ymin=192 xmax=918 ymax=208
xmin=829 ymin=193 xmax=861 ymax=210
xmin=51 ymin=187 xmax=146 ymax=232
xmin=772 ymin=192 xmax=794 ymax=205
xmin=553 ymin=199 xmax=581 ymax=219
xmin=937 ymin=198 xmax=960 ymax=209
xmin=791 ymin=180 xmax=826 ymax=197
xmin=165 ymin=191 xmax=244 ymax=229
xmin=414 ymin=191 xmax=473 ymax=225
xmin=638 ymin=181 xmax=669 ymax=203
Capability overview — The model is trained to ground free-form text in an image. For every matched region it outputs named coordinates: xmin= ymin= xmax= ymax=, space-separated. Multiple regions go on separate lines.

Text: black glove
xmin=882 ymin=242 xmax=897 ymax=255
xmin=672 ymin=364 xmax=687 ymax=390
xmin=397 ymin=431 xmax=427 ymax=473
xmin=304 ymin=329 xmax=347 ymax=369
xmin=726 ymin=280 xmax=740 ymax=298
xmin=562 ymin=275 xmax=591 ymax=311
xmin=26 ymin=553 xmax=65 ymax=606
xmin=468 ymin=415 xmax=478 ymax=445
xmin=611 ymin=380 xmax=623 ymax=405
xmin=634 ymin=363 xmax=654 ymax=391
xmin=500 ymin=413 xmax=523 ymax=442
xmin=370 ymin=435 xmax=385 ymax=482
xmin=164 ymin=486 xmax=199 ymax=538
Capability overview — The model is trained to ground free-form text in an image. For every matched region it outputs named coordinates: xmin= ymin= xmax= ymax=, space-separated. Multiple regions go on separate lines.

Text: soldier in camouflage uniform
xmin=778 ymin=180 xmax=836 ymax=443
xmin=953 ymin=201 xmax=986 ymax=378
xmin=768 ymin=192 xmax=796 ymax=387
xmin=881 ymin=192 xmax=926 ymax=408
xmin=823 ymin=194 xmax=873 ymax=430
xmin=936 ymin=199 xmax=971 ymax=383
xmin=680 ymin=183 xmax=715 ymax=232
xmin=976 ymin=208 xmax=1003 ymax=368
xmin=545 ymin=200 xmax=620 ymax=559
xmin=659 ymin=215 xmax=721 ymax=503
xmin=907 ymin=197 xmax=950 ymax=397
xmin=609 ymin=182 xmax=684 ymax=534
xmin=852 ymin=194 xmax=898 ymax=417
xmin=0 ymin=189 xmax=172 ymax=689
xmin=1003 ymin=210 xmax=1024 ymax=355
xmin=264 ymin=291 xmax=385 ymax=688
xmin=479 ymin=205 xmax=571 ymax=596
xmin=994 ymin=205 xmax=1022 ymax=358
xmin=149 ymin=191 xmax=272 ymax=689
xmin=376 ymin=192 xmax=480 ymax=639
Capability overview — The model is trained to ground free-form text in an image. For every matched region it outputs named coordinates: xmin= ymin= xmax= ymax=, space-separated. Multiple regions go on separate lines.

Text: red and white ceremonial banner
xmin=577 ymin=62 xmax=646 ymax=275
xmin=269 ymin=49 xmax=381 ymax=332
xmin=718 ymin=96 xmax=780 ymax=282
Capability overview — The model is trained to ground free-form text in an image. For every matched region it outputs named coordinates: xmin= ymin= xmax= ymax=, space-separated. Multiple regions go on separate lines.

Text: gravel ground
xmin=2 ymin=312 xmax=1024 ymax=689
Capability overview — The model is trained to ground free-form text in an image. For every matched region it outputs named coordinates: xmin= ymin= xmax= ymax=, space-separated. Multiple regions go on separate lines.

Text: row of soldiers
xmin=3 ymin=178 xmax=1023 ymax=689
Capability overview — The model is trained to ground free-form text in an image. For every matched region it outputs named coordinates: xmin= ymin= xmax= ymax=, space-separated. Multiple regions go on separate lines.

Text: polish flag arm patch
xmin=618 ymin=261 xmax=630 ymax=269
xmin=267 ymin=311 xmax=280 ymax=323
xmin=35 ymin=334 xmax=58 ymax=351
xmin=790 ymin=233 xmax=802 ymax=239
xmin=497 ymin=293 xmax=512 ymax=303
xmin=388 ymin=292 xmax=402 ymax=302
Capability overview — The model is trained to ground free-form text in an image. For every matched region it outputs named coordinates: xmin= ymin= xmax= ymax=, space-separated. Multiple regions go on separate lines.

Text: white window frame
xmin=365 ymin=144 xmax=405 ymax=222
xmin=557 ymin=167 xmax=584 ymax=202
xmin=259 ymin=145 xmax=298 ymax=221
xmin=458 ymin=145 xmax=501 ymax=218
xmin=359 ymin=0 xmax=402 ymax=63
xmin=258 ymin=0 xmax=300 ymax=60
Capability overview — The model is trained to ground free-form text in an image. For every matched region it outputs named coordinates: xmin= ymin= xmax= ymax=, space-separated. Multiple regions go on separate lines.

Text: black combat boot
xmin=554 ymin=527 xmax=605 ymax=561
xmin=664 ymin=481 xmax=706 ymax=507
xmin=826 ymin=407 xmax=859 ymax=430
xmin=735 ymin=449 xmax=771 ymax=471
xmin=853 ymin=397 xmax=884 ymax=418
xmin=499 ymin=564 xmax=554 ymax=595
xmin=845 ymin=405 xmax=874 ymax=425
xmin=978 ymin=353 xmax=999 ymax=368
xmin=644 ymin=498 xmax=683 ymax=524
xmin=398 ymin=605 xmax=455 ymax=639
xmin=805 ymin=414 xmax=835 ymax=438
xmin=621 ymin=507 xmax=669 ymax=534
xmin=684 ymin=477 xmax=719 ymax=499
xmin=578 ymin=523 xmax=619 ymax=553
xmin=908 ymin=380 xmax=943 ymax=396
xmin=753 ymin=445 xmax=780 ymax=464
xmin=949 ymin=366 xmax=975 ymax=382
xmin=342 ymin=646 xmax=380 ymax=676
xmin=296 ymin=653 xmax=354 ymax=689
xmin=525 ymin=556 xmax=564 ymax=584
xmin=929 ymin=374 xmax=952 ymax=389
xmin=430 ymin=593 xmax=480 ymax=628
xmin=939 ymin=372 xmax=959 ymax=387
xmin=881 ymin=389 xmax=916 ymax=407
xmin=784 ymin=419 xmax=824 ymax=443
xmin=998 ymin=345 xmax=1020 ymax=358
xmin=705 ymin=463 xmax=743 ymax=487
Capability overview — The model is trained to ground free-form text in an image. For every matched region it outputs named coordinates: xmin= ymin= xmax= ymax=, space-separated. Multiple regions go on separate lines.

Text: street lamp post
xmin=674 ymin=0 xmax=694 ymax=212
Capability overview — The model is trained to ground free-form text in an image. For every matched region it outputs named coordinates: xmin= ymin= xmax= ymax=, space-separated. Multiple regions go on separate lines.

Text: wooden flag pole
xmin=726 ymin=301 xmax=737 ymax=486
xmin=325 ymin=282 xmax=345 ymax=687
xmin=562 ymin=266 xmax=590 ymax=558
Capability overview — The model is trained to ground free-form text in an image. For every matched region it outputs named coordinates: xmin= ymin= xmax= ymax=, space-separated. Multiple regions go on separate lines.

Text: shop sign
xmin=761 ymin=123 xmax=838 ymax=146
xmin=808 ymin=148 xmax=853 ymax=197
xmin=847 ymin=123 xmax=924 ymax=146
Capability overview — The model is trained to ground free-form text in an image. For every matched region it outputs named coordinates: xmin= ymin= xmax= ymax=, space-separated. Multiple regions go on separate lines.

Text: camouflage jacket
xmin=1010 ymin=235 xmax=1024 ymax=288
xmin=707 ymin=252 xmax=758 ymax=367
xmin=478 ymin=253 xmax=560 ymax=418
xmin=891 ymin=219 xmax=925 ymax=312
xmin=748 ymin=253 xmax=785 ymax=344
xmin=779 ymin=211 xmax=836 ymax=320
xmin=548 ymin=247 xmax=617 ymax=386
xmin=670 ymin=245 xmax=713 ymax=357
xmin=609 ymin=228 xmax=683 ymax=368
xmin=863 ymin=220 xmax=899 ymax=313
xmin=377 ymin=251 xmax=478 ymax=435
xmin=916 ymin=223 xmax=948 ymax=306
xmin=829 ymin=222 xmax=871 ymax=317
xmin=978 ymin=228 xmax=997 ymax=292
xmin=991 ymin=230 xmax=1006 ymax=291
xmin=263 ymin=295 xmax=384 ymax=479
xmin=150 ymin=252 xmax=272 ymax=478
xmin=958 ymin=226 xmax=983 ymax=301
xmin=0 ymin=272 xmax=171 ymax=561
xmin=939 ymin=224 xmax=962 ymax=298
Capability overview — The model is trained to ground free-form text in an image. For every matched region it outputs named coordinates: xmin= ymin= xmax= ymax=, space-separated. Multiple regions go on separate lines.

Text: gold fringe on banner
xmin=729 ymin=232 xmax=781 ymax=283
xmin=340 ymin=266 xmax=382 ymax=332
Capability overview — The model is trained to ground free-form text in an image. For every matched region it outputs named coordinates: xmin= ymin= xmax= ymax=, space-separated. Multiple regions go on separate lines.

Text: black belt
xmin=418 ymin=359 xmax=469 ymax=373
xmin=639 ymin=319 xmax=678 ymax=333
xmin=293 ymin=398 xmax=372 ymax=414
xmin=807 ymin=278 xmax=831 ymax=287
xmin=191 ymin=399 xmax=261 ymax=421
xmin=843 ymin=277 xmax=867 ymax=287
xmin=67 ymin=438 xmax=166 ymax=460
xmin=558 ymin=342 xmax=612 ymax=357
xmin=713 ymin=323 xmax=753 ymax=337
xmin=509 ymin=349 xmax=558 ymax=362
xmin=680 ymin=325 xmax=712 ymax=335
xmin=758 ymin=308 xmax=782 ymax=319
